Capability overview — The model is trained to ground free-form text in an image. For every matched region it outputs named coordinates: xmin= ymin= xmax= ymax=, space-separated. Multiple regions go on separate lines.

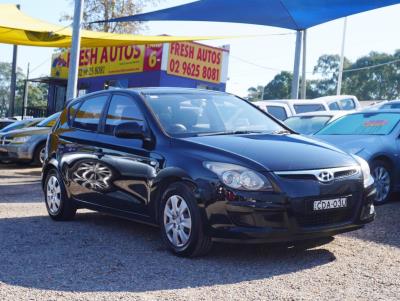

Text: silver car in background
xmin=0 ymin=113 xmax=60 ymax=165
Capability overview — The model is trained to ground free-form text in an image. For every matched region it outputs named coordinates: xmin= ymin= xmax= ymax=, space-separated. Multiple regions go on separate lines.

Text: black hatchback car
xmin=42 ymin=88 xmax=376 ymax=257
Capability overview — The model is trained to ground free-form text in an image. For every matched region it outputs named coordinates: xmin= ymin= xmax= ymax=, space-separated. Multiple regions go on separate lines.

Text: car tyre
xmin=159 ymin=182 xmax=213 ymax=257
xmin=371 ymin=160 xmax=393 ymax=205
xmin=33 ymin=142 xmax=46 ymax=166
xmin=44 ymin=169 xmax=77 ymax=221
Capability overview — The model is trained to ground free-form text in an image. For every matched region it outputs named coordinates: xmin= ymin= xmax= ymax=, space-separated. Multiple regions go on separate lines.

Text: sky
xmin=0 ymin=0 xmax=400 ymax=97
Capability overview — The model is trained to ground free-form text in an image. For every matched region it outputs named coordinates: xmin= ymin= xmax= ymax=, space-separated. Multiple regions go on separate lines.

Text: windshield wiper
xmin=197 ymin=130 xmax=265 ymax=137
xmin=270 ymin=129 xmax=292 ymax=135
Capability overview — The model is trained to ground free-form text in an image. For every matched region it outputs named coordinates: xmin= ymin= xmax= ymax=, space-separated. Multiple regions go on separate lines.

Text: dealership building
xmin=41 ymin=41 xmax=230 ymax=114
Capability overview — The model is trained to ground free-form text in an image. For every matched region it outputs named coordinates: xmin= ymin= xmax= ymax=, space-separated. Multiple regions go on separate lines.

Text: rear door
xmin=58 ymin=93 xmax=110 ymax=204
xmin=93 ymin=92 xmax=160 ymax=217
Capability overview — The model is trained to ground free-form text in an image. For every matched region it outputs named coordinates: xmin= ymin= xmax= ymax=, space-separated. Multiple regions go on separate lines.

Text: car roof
xmin=264 ymin=99 xmax=326 ymax=105
xmin=347 ymin=109 xmax=400 ymax=115
xmin=131 ymin=87 xmax=227 ymax=95
xmin=289 ymin=111 xmax=349 ymax=118
xmin=313 ymin=95 xmax=357 ymax=101
xmin=253 ymin=101 xmax=290 ymax=107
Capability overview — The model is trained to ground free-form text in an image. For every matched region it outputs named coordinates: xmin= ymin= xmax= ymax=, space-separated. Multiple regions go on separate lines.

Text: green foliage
xmin=61 ymin=0 xmax=162 ymax=34
xmin=0 ymin=62 xmax=47 ymax=117
xmin=249 ymin=51 xmax=400 ymax=101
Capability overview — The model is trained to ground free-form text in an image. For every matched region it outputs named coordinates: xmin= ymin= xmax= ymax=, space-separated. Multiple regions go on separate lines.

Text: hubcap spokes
xmin=39 ymin=148 xmax=46 ymax=164
xmin=46 ymin=176 xmax=61 ymax=214
xmin=164 ymin=195 xmax=192 ymax=247
xmin=372 ymin=167 xmax=390 ymax=203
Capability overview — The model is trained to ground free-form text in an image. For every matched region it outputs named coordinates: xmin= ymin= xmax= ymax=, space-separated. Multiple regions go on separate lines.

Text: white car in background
xmin=253 ymin=101 xmax=291 ymax=121
xmin=314 ymin=95 xmax=361 ymax=111
xmin=254 ymin=95 xmax=360 ymax=120
xmin=283 ymin=111 xmax=350 ymax=135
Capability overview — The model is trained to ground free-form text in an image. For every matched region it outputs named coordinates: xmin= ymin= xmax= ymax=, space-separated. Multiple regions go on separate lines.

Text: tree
xmin=246 ymin=85 xmax=264 ymax=102
xmin=248 ymin=51 xmax=400 ymax=101
xmin=343 ymin=51 xmax=400 ymax=100
xmin=262 ymin=71 xmax=292 ymax=99
xmin=61 ymin=0 xmax=161 ymax=34
xmin=0 ymin=62 xmax=47 ymax=117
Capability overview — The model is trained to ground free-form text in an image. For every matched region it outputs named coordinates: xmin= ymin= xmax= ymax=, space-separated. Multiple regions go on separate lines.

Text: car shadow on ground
xmin=0 ymin=212 xmax=336 ymax=293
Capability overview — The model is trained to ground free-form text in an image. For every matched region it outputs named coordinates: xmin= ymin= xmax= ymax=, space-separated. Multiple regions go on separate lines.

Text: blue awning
xmin=99 ymin=0 xmax=400 ymax=30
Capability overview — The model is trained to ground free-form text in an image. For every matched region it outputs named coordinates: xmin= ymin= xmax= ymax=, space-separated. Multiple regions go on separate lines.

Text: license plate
xmin=313 ymin=197 xmax=347 ymax=211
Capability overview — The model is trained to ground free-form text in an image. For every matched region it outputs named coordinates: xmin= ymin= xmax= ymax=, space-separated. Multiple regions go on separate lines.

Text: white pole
xmin=300 ymin=29 xmax=307 ymax=99
xmin=291 ymin=30 xmax=302 ymax=99
xmin=337 ymin=17 xmax=347 ymax=95
xmin=66 ymin=0 xmax=84 ymax=102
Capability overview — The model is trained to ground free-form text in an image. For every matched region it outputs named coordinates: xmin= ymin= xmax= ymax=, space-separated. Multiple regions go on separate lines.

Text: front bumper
xmin=201 ymin=178 xmax=376 ymax=243
xmin=0 ymin=143 xmax=32 ymax=161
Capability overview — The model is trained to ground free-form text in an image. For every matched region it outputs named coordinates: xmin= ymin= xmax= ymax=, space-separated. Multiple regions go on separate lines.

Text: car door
xmin=93 ymin=92 xmax=161 ymax=217
xmin=57 ymin=93 xmax=110 ymax=204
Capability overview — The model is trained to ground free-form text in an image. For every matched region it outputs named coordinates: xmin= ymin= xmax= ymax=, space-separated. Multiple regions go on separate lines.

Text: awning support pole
xmin=291 ymin=30 xmax=302 ymax=99
xmin=66 ymin=0 xmax=84 ymax=102
xmin=300 ymin=29 xmax=307 ymax=99
xmin=337 ymin=17 xmax=347 ymax=95
xmin=9 ymin=4 xmax=20 ymax=117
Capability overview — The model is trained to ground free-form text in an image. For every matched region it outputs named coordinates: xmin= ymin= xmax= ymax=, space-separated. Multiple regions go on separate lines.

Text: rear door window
xmin=340 ymin=98 xmax=356 ymax=110
xmin=266 ymin=105 xmax=288 ymax=120
xmin=73 ymin=95 xmax=108 ymax=131
xmin=329 ymin=102 xmax=340 ymax=110
xmin=294 ymin=104 xmax=326 ymax=114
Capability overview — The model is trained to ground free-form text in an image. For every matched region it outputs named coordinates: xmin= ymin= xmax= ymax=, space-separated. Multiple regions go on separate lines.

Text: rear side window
xmin=266 ymin=105 xmax=288 ymax=120
xmin=340 ymin=98 xmax=356 ymax=110
xmin=104 ymin=94 xmax=144 ymax=135
xmin=294 ymin=104 xmax=325 ymax=114
xmin=329 ymin=102 xmax=340 ymax=110
xmin=73 ymin=95 xmax=108 ymax=131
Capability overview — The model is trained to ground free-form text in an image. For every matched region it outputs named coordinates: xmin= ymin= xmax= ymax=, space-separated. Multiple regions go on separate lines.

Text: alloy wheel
xmin=46 ymin=175 xmax=61 ymax=214
xmin=372 ymin=166 xmax=390 ymax=203
xmin=39 ymin=147 xmax=46 ymax=164
xmin=163 ymin=195 xmax=192 ymax=247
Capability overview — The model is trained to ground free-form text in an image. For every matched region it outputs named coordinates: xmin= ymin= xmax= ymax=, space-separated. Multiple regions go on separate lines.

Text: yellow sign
xmin=51 ymin=45 xmax=147 ymax=79
xmin=167 ymin=42 xmax=223 ymax=84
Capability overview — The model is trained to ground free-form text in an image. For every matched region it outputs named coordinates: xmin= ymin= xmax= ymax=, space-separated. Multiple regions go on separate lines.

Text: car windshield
xmin=381 ymin=102 xmax=400 ymax=109
xmin=37 ymin=113 xmax=60 ymax=128
xmin=0 ymin=119 xmax=40 ymax=132
xmin=284 ymin=116 xmax=332 ymax=135
xmin=317 ymin=112 xmax=400 ymax=135
xmin=144 ymin=93 xmax=286 ymax=137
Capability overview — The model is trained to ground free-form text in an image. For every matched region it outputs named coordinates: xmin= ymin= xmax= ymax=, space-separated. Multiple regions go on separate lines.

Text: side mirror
xmin=114 ymin=122 xmax=146 ymax=139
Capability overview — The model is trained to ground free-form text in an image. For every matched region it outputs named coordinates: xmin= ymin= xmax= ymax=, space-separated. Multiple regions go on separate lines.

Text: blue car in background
xmin=316 ymin=110 xmax=400 ymax=204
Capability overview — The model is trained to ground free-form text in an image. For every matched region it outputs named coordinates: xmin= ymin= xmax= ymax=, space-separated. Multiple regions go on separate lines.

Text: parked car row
xmin=2 ymin=89 xmax=398 ymax=257
xmin=254 ymin=95 xmax=360 ymax=120
xmin=0 ymin=113 xmax=60 ymax=165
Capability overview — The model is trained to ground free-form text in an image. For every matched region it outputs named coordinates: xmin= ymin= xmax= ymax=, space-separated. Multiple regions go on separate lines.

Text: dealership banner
xmin=51 ymin=44 xmax=162 ymax=79
xmin=167 ymin=42 xmax=223 ymax=84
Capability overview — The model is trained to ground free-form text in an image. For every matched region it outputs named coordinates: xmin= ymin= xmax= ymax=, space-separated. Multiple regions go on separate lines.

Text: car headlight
xmin=204 ymin=162 xmax=273 ymax=191
xmin=11 ymin=136 xmax=31 ymax=144
xmin=353 ymin=155 xmax=374 ymax=188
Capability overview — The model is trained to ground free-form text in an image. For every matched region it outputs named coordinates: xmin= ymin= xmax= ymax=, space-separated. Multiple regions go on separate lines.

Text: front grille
xmin=297 ymin=210 xmax=353 ymax=227
xmin=334 ymin=169 xmax=358 ymax=179
xmin=275 ymin=166 xmax=361 ymax=183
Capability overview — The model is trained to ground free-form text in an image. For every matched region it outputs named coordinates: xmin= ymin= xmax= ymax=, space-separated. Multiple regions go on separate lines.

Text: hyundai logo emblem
xmin=317 ymin=170 xmax=335 ymax=183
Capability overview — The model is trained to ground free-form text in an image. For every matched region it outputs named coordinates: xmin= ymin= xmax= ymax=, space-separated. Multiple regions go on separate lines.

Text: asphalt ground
xmin=0 ymin=163 xmax=399 ymax=301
